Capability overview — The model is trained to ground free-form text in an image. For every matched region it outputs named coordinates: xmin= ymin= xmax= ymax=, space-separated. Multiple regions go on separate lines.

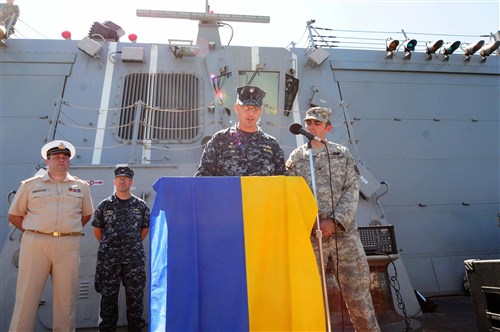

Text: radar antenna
xmin=136 ymin=2 xmax=269 ymax=48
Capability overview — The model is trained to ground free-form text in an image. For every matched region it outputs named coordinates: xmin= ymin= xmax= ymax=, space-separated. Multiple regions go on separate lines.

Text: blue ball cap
xmin=114 ymin=166 xmax=134 ymax=178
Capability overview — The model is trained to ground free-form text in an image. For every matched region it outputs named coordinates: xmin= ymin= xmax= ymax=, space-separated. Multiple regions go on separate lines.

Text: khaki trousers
xmin=9 ymin=231 xmax=80 ymax=332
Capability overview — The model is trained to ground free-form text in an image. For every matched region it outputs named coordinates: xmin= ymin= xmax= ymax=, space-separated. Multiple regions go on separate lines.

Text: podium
xmin=149 ymin=176 xmax=326 ymax=332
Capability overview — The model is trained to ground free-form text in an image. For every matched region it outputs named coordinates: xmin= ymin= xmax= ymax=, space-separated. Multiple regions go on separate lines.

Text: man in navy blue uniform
xmin=195 ymin=85 xmax=287 ymax=176
xmin=93 ymin=166 xmax=150 ymax=332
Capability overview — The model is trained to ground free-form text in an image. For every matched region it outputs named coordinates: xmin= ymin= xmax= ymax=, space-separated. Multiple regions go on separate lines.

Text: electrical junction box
xmin=310 ymin=91 xmax=331 ymax=108
xmin=307 ymin=48 xmax=329 ymax=67
xmin=77 ymin=36 xmax=102 ymax=57
xmin=356 ymin=162 xmax=382 ymax=199
xmin=121 ymin=47 xmax=145 ymax=62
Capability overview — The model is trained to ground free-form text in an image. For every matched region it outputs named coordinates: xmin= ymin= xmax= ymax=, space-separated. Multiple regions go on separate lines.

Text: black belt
xmin=25 ymin=230 xmax=83 ymax=237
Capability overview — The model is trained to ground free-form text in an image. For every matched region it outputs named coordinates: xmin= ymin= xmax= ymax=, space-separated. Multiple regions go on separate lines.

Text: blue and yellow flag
xmin=150 ymin=176 xmax=325 ymax=331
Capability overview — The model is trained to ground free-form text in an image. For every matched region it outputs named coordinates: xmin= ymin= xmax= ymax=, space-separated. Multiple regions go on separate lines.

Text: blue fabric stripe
xmin=151 ymin=177 xmax=249 ymax=332
xmin=149 ymin=209 xmax=167 ymax=332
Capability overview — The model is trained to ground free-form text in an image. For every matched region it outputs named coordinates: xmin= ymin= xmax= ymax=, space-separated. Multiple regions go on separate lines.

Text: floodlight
xmin=424 ymin=39 xmax=443 ymax=61
xmin=441 ymin=41 xmax=461 ymax=61
xmin=385 ymin=37 xmax=399 ymax=59
xmin=403 ymin=39 xmax=417 ymax=51
xmin=464 ymin=40 xmax=485 ymax=56
xmin=402 ymin=38 xmax=417 ymax=60
xmin=463 ymin=40 xmax=484 ymax=62
xmin=479 ymin=40 xmax=500 ymax=62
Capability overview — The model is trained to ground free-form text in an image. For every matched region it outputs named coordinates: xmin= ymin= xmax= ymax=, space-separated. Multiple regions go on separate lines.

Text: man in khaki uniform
xmin=8 ymin=140 xmax=94 ymax=332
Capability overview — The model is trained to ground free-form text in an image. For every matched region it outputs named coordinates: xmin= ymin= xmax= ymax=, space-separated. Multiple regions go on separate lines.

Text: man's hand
xmin=319 ymin=218 xmax=336 ymax=239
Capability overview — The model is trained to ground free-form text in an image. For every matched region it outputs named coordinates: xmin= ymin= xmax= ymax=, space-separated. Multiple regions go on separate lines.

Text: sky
xmin=8 ymin=0 xmax=500 ymax=50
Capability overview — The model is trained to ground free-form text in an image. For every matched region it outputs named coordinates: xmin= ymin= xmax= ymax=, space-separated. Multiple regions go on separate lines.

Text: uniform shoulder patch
xmin=21 ymin=175 xmax=43 ymax=184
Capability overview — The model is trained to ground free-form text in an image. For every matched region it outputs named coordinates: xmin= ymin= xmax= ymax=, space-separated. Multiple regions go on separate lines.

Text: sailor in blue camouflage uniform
xmin=286 ymin=107 xmax=380 ymax=332
xmin=195 ymin=85 xmax=288 ymax=176
xmin=93 ymin=167 xmax=150 ymax=332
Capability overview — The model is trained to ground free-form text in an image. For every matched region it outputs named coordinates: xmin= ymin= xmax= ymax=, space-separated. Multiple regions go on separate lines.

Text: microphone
xmin=289 ymin=123 xmax=323 ymax=142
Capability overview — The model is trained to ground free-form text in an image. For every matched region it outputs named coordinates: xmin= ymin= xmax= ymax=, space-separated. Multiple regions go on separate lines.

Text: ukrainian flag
xmin=150 ymin=176 xmax=325 ymax=331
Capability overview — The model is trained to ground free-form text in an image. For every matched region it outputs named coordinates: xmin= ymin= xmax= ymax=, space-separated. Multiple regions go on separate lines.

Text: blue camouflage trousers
xmin=96 ymin=261 xmax=146 ymax=331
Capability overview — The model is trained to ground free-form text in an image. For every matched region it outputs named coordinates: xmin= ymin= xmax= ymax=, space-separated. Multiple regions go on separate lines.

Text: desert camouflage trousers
xmin=312 ymin=231 xmax=381 ymax=332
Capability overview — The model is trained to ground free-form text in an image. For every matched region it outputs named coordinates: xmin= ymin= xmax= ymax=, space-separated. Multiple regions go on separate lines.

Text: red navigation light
xmin=61 ymin=31 xmax=71 ymax=40
xmin=128 ymin=33 xmax=137 ymax=42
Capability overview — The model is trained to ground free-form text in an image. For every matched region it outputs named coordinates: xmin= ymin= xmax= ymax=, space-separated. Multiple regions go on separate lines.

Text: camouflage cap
xmin=236 ymin=85 xmax=266 ymax=106
xmin=304 ymin=107 xmax=332 ymax=123
xmin=41 ymin=140 xmax=76 ymax=160
xmin=114 ymin=166 xmax=134 ymax=178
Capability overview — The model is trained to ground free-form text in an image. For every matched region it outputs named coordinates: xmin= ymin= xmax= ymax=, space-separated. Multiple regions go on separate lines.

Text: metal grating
xmin=118 ymin=73 xmax=201 ymax=142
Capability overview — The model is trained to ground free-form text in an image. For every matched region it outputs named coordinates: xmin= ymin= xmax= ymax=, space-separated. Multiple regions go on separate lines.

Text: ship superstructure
xmin=1 ymin=4 xmax=499 ymax=330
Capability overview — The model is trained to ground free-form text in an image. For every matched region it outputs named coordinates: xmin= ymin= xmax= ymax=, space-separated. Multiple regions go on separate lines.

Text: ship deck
xmin=412 ymin=295 xmax=477 ymax=332
xmin=77 ymin=294 xmax=477 ymax=332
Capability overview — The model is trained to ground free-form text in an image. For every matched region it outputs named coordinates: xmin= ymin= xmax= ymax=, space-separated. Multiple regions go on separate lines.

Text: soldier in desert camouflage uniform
xmin=194 ymin=85 xmax=287 ymax=176
xmin=286 ymin=107 xmax=380 ymax=332
xmin=93 ymin=166 xmax=150 ymax=332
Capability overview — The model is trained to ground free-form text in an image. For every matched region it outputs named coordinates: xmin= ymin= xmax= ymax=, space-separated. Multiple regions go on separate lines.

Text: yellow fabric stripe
xmin=241 ymin=176 xmax=325 ymax=331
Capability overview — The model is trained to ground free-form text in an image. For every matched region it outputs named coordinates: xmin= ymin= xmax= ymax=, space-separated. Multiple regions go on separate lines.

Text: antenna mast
xmin=137 ymin=4 xmax=269 ymax=48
